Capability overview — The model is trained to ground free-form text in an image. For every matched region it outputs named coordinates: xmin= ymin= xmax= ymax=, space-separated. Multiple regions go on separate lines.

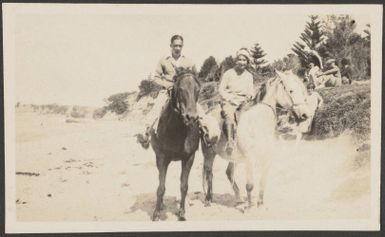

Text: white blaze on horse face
xmin=278 ymin=72 xmax=310 ymax=119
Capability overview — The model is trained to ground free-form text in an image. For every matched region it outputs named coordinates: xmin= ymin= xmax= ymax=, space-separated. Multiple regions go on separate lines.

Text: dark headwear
xmin=307 ymin=83 xmax=316 ymax=90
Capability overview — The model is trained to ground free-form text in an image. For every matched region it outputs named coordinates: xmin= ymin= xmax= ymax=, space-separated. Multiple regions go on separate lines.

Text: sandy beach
xmin=14 ymin=111 xmax=370 ymax=222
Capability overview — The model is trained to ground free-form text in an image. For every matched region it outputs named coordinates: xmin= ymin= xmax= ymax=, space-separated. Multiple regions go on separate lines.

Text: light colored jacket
xmin=153 ymin=55 xmax=197 ymax=89
xmin=218 ymin=68 xmax=254 ymax=106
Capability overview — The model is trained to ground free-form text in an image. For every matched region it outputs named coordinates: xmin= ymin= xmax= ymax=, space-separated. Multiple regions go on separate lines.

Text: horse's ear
xmin=275 ymin=70 xmax=285 ymax=79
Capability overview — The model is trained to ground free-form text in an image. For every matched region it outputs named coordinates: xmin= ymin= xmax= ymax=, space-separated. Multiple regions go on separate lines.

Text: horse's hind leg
xmin=178 ymin=154 xmax=195 ymax=221
xmin=257 ymin=161 xmax=272 ymax=207
xmin=152 ymin=155 xmax=170 ymax=221
xmin=245 ymin=160 xmax=255 ymax=209
xmin=202 ymin=145 xmax=215 ymax=206
xmin=226 ymin=162 xmax=242 ymax=204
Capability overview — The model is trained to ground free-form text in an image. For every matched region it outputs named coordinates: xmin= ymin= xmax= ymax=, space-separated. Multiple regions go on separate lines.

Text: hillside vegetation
xmin=311 ymin=82 xmax=370 ymax=142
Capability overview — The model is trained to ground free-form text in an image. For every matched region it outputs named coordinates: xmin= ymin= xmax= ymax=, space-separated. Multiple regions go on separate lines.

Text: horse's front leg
xmin=226 ymin=162 xmax=242 ymax=205
xmin=202 ymin=144 xmax=215 ymax=206
xmin=178 ymin=153 xmax=195 ymax=221
xmin=152 ymin=155 xmax=170 ymax=221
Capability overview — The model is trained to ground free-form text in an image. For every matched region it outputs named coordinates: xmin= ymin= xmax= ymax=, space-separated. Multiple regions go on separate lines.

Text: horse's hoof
xmin=152 ymin=211 xmax=160 ymax=221
xmin=257 ymin=200 xmax=264 ymax=208
xmin=240 ymin=202 xmax=255 ymax=214
xmin=178 ymin=209 xmax=186 ymax=221
xmin=235 ymin=196 xmax=244 ymax=205
xmin=225 ymin=147 xmax=233 ymax=156
xmin=204 ymin=199 xmax=211 ymax=207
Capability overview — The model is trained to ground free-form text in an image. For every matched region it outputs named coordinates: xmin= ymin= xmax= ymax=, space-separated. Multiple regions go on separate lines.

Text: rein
xmin=259 ymin=75 xmax=306 ymax=119
xmin=277 ymin=77 xmax=307 ymax=111
xmin=170 ymin=72 xmax=200 ymax=117
xmin=260 ymin=102 xmax=277 ymax=118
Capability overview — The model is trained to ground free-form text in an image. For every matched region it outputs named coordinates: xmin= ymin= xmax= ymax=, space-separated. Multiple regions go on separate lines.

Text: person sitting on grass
xmin=341 ymin=58 xmax=353 ymax=85
xmin=316 ymin=58 xmax=342 ymax=88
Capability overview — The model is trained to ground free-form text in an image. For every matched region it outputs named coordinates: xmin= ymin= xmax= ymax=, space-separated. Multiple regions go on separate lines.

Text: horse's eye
xmin=289 ymin=90 xmax=294 ymax=94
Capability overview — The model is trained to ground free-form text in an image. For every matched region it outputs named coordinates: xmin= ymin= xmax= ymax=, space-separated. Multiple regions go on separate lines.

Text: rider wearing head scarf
xmin=218 ymin=48 xmax=255 ymax=155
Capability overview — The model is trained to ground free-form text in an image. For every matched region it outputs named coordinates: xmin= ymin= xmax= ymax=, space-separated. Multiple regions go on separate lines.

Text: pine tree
xmin=198 ymin=56 xmax=218 ymax=82
xmin=250 ymin=43 xmax=267 ymax=71
xmin=292 ymin=15 xmax=326 ymax=67
xmin=323 ymin=15 xmax=370 ymax=80
xmin=214 ymin=56 xmax=235 ymax=81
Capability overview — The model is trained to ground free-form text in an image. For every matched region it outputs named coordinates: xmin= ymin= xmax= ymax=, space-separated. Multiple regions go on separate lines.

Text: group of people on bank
xmin=304 ymin=48 xmax=353 ymax=89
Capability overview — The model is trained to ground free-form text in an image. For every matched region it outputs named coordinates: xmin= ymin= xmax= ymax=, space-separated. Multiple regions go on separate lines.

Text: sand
xmin=15 ymin=112 xmax=370 ymax=222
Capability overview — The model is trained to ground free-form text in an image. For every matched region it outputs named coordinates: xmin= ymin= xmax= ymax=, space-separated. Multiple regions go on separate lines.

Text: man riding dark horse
xmin=135 ymin=35 xmax=209 ymax=221
xmin=136 ymin=35 xmax=208 ymax=149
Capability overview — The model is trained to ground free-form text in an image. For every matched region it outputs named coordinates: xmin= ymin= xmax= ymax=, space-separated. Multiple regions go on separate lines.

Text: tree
xmin=292 ymin=15 xmax=327 ymax=67
xmin=250 ymin=43 xmax=267 ymax=71
xmin=105 ymin=92 xmax=131 ymax=115
xmin=93 ymin=107 xmax=107 ymax=119
xmin=214 ymin=56 xmax=236 ymax=81
xmin=198 ymin=56 xmax=218 ymax=82
xmin=323 ymin=15 xmax=370 ymax=80
xmin=363 ymin=24 xmax=370 ymax=44
xmin=272 ymin=53 xmax=304 ymax=76
xmin=137 ymin=74 xmax=162 ymax=99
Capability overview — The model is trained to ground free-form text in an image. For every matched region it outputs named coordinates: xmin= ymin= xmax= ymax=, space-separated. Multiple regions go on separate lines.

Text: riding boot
xmin=225 ymin=120 xmax=235 ymax=156
xmin=135 ymin=125 xmax=151 ymax=149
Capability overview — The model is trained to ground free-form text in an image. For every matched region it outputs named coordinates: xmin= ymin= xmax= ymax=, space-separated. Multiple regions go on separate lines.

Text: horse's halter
xmin=276 ymin=77 xmax=307 ymax=111
xmin=170 ymin=72 xmax=200 ymax=121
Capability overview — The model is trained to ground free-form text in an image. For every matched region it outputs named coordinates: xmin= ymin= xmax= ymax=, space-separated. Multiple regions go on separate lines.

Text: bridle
xmin=260 ymin=76 xmax=306 ymax=118
xmin=277 ymin=77 xmax=307 ymax=110
xmin=170 ymin=72 xmax=200 ymax=118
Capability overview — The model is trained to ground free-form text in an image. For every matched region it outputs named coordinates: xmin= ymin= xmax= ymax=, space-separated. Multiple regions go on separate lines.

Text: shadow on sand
xmin=189 ymin=191 xmax=247 ymax=212
xmin=128 ymin=191 xmax=245 ymax=220
xmin=128 ymin=193 xmax=179 ymax=221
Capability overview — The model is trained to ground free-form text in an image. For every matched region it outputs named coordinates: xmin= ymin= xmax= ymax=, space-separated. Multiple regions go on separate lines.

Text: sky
xmin=8 ymin=4 xmax=371 ymax=106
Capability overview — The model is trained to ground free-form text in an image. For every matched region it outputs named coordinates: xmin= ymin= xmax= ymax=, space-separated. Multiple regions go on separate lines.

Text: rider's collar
xmin=166 ymin=55 xmax=185 ymax=60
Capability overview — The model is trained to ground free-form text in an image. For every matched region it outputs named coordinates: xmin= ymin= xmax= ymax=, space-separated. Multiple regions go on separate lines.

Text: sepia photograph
xmin=3 ymin=3 xmax=382 ymax=233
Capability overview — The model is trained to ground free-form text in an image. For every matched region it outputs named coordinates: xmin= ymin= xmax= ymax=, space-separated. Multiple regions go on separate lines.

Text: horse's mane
xmin=252 ymin=70 xmax=307 ymax=104
xmin=253 ymin=76 xmax=280 ymax=104
xmin=173 ymin=67 xmax=201 ymax=87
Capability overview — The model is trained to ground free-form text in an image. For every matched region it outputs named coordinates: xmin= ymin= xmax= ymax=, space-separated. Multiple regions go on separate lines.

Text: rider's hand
xmin=166 ymin=86 xmax=173 ymax=96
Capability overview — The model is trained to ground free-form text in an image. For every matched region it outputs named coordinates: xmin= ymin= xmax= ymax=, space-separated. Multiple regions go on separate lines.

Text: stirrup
xmin=135 ymin=133 xmax=150 ymax=149
xmin=135 ymin=126 xmax=151 ymax=150
xmin=225 ymin=140 xmax=234 ymax=156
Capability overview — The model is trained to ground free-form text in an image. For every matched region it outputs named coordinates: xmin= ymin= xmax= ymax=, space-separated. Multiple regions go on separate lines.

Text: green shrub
xmin=105 ymin=92 xmax=131 ymax=115
xmin=138 ymin=79 xmax=162 ymax=100
xmin=70 ymin=106 xmax=87 ymax=118
xmin=309 ymin=83 xmax=370 ymax=142
xmin=93 ymin=107 xmax=108 ymax=119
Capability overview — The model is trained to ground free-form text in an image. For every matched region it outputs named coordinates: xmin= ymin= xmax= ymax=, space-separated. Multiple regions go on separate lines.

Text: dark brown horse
xmin=150 ymin=69 xmax=201 ymax=221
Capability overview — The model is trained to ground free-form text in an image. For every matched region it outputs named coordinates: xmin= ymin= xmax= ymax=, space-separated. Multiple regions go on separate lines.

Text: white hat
xmin=236 ymin=48 xmax=253 ymax=64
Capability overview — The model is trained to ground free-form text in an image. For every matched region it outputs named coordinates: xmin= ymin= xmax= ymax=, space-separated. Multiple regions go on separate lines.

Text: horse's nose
xmin=301 ymin=113 xmax=308 ymax=120
xmin=183 ymin=113 xmax=198 ymax=124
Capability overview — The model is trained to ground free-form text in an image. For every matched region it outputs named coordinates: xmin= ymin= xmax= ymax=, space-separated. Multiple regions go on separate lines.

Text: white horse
xmin=201 ymin=70 xmax=310 ymax=209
